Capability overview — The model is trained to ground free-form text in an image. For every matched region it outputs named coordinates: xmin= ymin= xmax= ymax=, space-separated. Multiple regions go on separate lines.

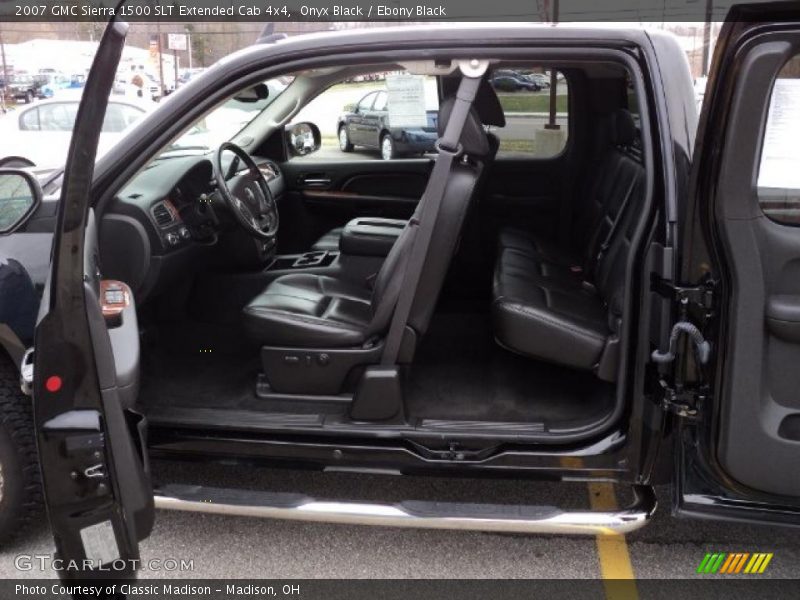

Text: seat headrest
xmin=441 ymin=77 xmax=506 ymax=127
xmin=610 ymin=108 xmax=637 ymax=147
xmin=437 ymin=96 xmax=491 ymax=158
xmin=474 ymin=79 xmax=506 ymax=127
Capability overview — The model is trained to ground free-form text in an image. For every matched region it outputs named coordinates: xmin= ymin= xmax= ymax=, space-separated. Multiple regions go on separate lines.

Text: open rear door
xmin=33 ymin=15 xmax=154 ymax=580
xmin=679 ymin=2 xmax=800 ymax=525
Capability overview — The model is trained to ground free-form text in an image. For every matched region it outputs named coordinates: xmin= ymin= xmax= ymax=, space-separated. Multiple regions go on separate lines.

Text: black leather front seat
xmin=243 ymin=97 xmax=490 ymax=377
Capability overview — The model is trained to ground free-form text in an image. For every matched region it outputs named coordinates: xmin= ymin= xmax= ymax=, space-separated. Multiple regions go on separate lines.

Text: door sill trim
xmin=154 ymin=483 xmax=655 ymax=535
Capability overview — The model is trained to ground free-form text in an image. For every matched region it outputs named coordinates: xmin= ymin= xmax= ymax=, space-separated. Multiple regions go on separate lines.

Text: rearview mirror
xmin=0 ymin=170 xmax=42 ymax=234
xmin=285 ymin=122 xmax=321 ymax=158
xmin=234 ymin=83 xmax=269 ymax=103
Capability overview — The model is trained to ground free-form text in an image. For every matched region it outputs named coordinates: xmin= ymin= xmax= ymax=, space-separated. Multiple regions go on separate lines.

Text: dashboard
xmin=99 ymin=152 xmax=284 ymax=301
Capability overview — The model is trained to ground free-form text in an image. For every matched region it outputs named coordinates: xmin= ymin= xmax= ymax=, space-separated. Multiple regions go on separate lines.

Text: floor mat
xmin=138 ymin=318 xmax=265 ymax=412
xmin=140 ymin=349 xmax=263 ymax=411
xmin=405 ymin=312 xmax=615 ymax=429
xmin=138 ymin=319 xmax=345 ymax=416
xmin=139 ymin=313 xmax=614 ymax=432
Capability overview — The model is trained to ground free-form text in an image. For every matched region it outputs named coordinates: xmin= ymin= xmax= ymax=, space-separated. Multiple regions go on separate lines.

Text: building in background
xmin=1 ymin=38 xmax=178 ymax=91
xmin=0 ymin=20 xmax=720 ymax=91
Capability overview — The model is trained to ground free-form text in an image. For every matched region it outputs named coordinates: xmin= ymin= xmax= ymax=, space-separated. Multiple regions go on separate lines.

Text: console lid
xmin=339 ymin=217 xmax=406 ymax=257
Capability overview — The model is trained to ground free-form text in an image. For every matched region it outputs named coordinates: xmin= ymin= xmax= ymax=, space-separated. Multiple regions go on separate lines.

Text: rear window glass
xmin=488 ymin=68 xmax=569 ymax=159
xmin=37 ymin=103 xmax=79 ymax=132
xmin=18 ymin=108 xmax=40 ymax=131
xmin=102 ymin=103 xmax=144 ymax=133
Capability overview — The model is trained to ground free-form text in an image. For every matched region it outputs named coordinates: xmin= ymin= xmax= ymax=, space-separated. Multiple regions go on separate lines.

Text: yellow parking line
xmin=588 ymin=482 xmax=639 ymax=600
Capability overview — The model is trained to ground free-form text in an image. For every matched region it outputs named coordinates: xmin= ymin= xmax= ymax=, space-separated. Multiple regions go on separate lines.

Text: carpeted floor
xmin=138 ymin=312 xmax=615 ymax=432
xmin=405 ymin=312 xmax=615 ymax=429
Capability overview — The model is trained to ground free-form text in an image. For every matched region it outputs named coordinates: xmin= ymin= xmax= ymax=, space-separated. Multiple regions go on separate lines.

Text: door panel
xmin=685 ymin=9 xmax=800 ymax=516
xmin=361 ymin=109 xmax=383 ymax=148
xmin=278 ymin=158 xmax=433 ymax=252
xmin=350 ymin=92 xmax=377 ymax=145
xmin=713 ymin=36 xmax=800 ymax=498
xmin=33 ymin=19 xmax=154 ymax=578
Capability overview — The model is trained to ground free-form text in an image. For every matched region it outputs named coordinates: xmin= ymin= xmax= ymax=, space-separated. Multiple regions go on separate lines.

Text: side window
xmin=373 ymin=91 xmax=388 ymax=112
xmin=36 ymin=103 xmax=78 ymax=132
xmin=18 ymin=108 xmax=40 ymax=131
xmin=489 ymin=68 xmax=569 ymax=159
xmin=357 ymin=92 xmax=377 ymax=112
xmin=757 ymin=54 xmax=800 ymax=225
xmin=102 ymin=104 xmax=144 ymax=133
xmin=291 ymin=70 xmax=439 ymax=161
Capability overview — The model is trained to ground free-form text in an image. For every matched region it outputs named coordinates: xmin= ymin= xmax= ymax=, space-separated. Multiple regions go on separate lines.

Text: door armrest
xmin=766 ymin=295 xmax=800 ymax=342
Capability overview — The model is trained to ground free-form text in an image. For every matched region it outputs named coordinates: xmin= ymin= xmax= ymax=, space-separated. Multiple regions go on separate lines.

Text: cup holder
xmin=292 ymin=251 xmax=328 ymax=268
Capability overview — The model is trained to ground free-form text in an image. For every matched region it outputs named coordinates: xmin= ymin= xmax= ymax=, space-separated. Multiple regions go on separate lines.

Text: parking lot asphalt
xmin=1 ymin=459 xmax=799 ymax=582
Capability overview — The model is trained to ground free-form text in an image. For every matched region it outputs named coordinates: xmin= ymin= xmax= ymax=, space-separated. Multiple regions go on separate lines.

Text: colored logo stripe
xmin=697 ymin=553 xmax=773 ymax=574
xmin=745 ymin=553 xmax=773 ymax=574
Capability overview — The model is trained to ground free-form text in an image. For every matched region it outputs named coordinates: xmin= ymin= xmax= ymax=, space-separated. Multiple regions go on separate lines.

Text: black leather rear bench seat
xmin=492 ymin=109 xmax=644 ymax=381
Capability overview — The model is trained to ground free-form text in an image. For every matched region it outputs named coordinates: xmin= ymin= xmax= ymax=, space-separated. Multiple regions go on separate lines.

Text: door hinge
xmin=651 ymin=275 xmax=716 ymax=420
xmin=658 ymin=380 xmax=708 ymax=421
xmin=651 ymin=274 xmax=716 ymax=367
xmin=651 ymin=275 xmax=716 ymax=316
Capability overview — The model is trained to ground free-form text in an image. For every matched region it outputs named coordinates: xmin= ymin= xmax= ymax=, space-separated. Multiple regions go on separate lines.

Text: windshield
xmin=159 ymin=78 xmax=288 ymax=157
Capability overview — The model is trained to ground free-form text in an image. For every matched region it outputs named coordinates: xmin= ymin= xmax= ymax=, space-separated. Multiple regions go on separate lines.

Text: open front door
xmin=679 ymin=3 xmax=800 ymax=525
xmin=33 ymin=16 xmax=154 ymax=579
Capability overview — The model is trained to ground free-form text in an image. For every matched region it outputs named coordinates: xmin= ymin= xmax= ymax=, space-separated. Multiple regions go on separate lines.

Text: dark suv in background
xmin=490 ymin=70 xmax=542 ymax=91
xmin=5 ymin=74 xmax=49 ymax=104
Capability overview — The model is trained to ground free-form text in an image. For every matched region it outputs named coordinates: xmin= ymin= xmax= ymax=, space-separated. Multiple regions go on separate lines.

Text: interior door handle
xmin=766 ymin=295 xmax=800 ymax=342
xmin=300 ymin=177 xmax=331 ymax=187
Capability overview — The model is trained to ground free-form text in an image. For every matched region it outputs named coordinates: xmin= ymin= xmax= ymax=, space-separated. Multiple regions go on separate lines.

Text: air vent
xmin=151 ymin=202 xmax=175 ymax=228
xmin=259 ymin=162 xmax=278 ymax=180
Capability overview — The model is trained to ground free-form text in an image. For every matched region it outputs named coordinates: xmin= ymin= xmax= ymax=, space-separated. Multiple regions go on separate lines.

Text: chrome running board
xmin=154 ymin=484 xmax=656 ymax=535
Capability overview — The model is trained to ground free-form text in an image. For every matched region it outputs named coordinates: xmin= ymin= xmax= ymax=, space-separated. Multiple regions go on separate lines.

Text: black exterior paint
xmin=32 ymin=18 xmax=154 ymax=578
xmin=19 ymin=28 xmax=686 ymax=482
xmin=13 ymin=11 xmax=800 ymax=540
xmin=80 ymin=27 xmax=680 ymax=486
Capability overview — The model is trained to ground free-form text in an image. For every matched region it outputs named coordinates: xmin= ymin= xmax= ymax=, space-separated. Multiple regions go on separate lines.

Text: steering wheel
xmin=214 ymin=141 xmax=279 ymax=240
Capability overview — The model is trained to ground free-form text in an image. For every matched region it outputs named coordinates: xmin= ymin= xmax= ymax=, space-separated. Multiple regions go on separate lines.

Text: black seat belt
xmin=594 ymin=175 xmax=638 ymax=267
xmin=380 ymin=73 xmax=482 ymax=366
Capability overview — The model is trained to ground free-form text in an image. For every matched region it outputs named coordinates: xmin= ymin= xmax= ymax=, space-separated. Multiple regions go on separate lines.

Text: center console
xmin=263 ymin=217 xmax=406 ymax=288
xmin=271 ymin=250 xmax=337 ymax=271
xmin=339 ymin=217 xmax=406 ymax=257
